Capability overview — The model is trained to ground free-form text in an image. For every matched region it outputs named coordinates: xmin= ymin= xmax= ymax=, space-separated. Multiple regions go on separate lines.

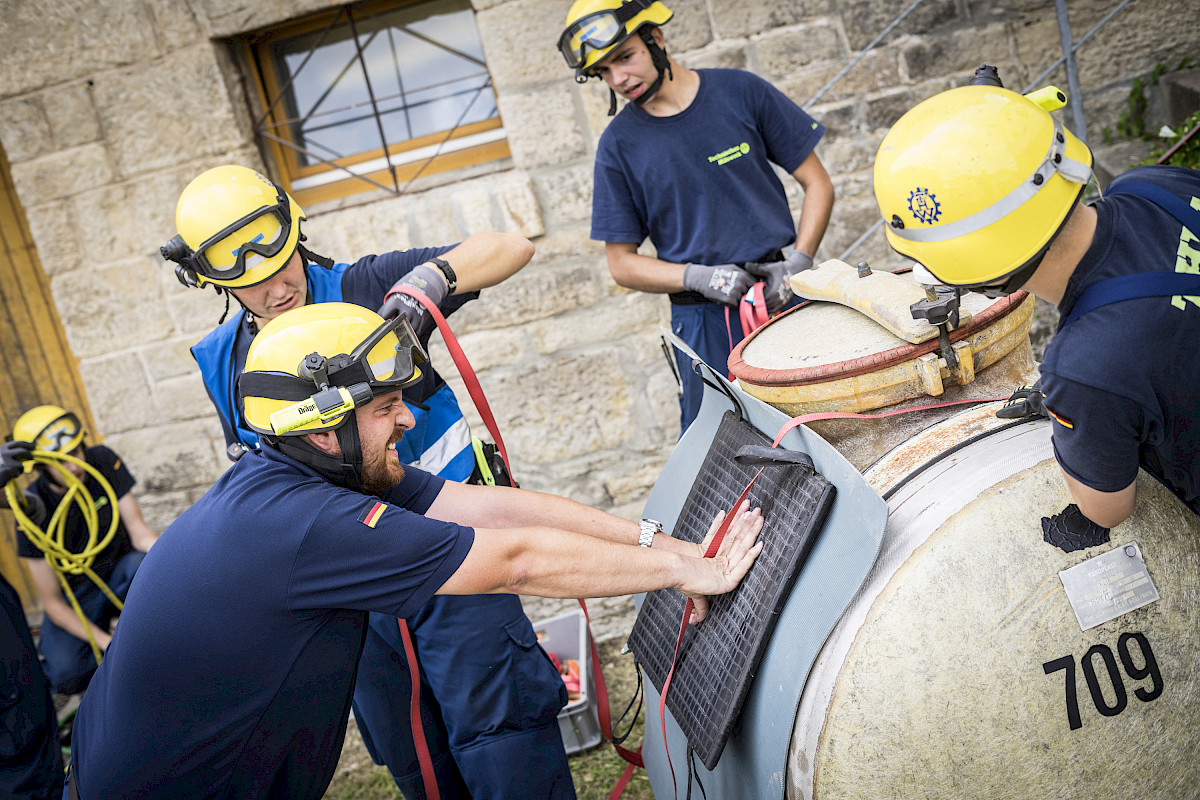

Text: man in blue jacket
xmin=163 ymin=164 xmax=564 ymax=799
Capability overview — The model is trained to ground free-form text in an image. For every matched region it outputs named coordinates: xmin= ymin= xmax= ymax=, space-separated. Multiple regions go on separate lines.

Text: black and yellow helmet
xmin=239 ymin=302 xmax=427 ymax=439
xmin=12 ymin=405 xmax=84 ymax=454
xmin=558 ymin=0 xmax=672 ymax=78
xmin=166 ymin=165 xmax=305 ymax=290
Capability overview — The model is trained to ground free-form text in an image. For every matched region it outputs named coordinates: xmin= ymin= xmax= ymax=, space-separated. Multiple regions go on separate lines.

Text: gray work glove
xmin=17 ymin=489 xmax=46 ymax=528
xmin=377 ymin=264 xmax=449 ymax=339
xmin=745 ymin=249 xmax=814 ymax=314
xmin=0 ymin=439 xmax=34 ymax=486
xmin=682 ymin=263 xmax=755 ymax=307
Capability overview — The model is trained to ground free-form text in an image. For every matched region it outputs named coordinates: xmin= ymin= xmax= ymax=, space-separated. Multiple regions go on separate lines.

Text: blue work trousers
xmin=351 ymin=593 xmax=574 ymax=800
xmin=670 ymin=301 xmax=748 ymax=433
xmin=669 ymin=295 xmax=804 ymax=433
xmin=38 ymin=550 xmax=144 ymax=695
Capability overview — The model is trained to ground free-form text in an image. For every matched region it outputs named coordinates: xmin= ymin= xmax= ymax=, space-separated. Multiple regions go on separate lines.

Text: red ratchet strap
xmin=739 ymin=282 xmax=770 ymax=337
xmin=397 ymin=619 xmax=441 ymax=800
xmin=391 ymin=286 xmax=513 ymax=476
xmin=392 ymin=287 xmax=639 ymax=798
xmin=723 ymin=283 xmax=770 ymax=379
xmin=656 ymin=395 xmax=1004 ymax=799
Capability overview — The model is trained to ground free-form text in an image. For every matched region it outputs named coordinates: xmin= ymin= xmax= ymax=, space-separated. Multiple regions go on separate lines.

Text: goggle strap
xmin=237 ymin=371 xmax=316 ymax=402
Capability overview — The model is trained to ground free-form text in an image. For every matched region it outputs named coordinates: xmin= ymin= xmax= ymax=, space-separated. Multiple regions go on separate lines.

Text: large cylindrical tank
xmin=730 ymin=289 xmax=1200 ymax=799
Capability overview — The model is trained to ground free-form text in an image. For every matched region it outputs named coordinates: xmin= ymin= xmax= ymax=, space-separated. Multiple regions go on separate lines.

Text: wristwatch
xmin=638 ymin=518 xmax=662 ymax=548
xmin=427 ymin=256 xmax=457 ymax=292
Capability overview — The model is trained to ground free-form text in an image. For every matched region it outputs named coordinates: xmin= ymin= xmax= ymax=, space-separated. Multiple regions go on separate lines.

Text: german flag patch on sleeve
xmin=358 ymin=501 xmax=388 ymax=528
xmin=1045 ymin=405 xmax=1074 ymax=429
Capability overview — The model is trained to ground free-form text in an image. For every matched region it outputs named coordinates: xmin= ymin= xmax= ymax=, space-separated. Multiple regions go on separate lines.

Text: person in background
xmin=5 ymin=406 xmax=157 ymax=696
xmin=560 ymin=0 xmax=835 ymax=431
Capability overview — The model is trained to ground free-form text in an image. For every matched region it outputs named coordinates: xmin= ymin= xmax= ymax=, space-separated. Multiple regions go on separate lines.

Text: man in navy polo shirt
xmin=68 ymin=303 xmax=764 ymax=800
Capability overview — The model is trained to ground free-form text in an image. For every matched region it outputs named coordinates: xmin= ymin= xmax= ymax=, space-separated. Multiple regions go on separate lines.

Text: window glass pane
xmin=269 ymin=0 xmax=498 ymax=168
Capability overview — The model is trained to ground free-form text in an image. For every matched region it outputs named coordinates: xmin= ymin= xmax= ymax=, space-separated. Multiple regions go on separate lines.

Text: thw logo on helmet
xmin=907 ymin=188 xmax=941 ymax=224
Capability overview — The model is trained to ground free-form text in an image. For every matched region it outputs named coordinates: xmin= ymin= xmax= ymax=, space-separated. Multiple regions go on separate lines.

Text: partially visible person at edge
xmin=873 ymin=81 xmax=1200 ymax=529
xmin=162 ymin=164 xmax=583 ymax=799
xmin=3 ymin=406 xmax=158 ymax=698
xmin=66 ymin=301 xmax=766 ymax=800
xmin=0 ymin=561 xmax=62 ymax=800
xmin=559 ymin=0 xmax=835 ymax=432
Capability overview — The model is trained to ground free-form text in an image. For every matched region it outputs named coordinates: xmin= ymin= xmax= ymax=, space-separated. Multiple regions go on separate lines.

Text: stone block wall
xmin=0 ymin=0 xmax=1196 ymax=635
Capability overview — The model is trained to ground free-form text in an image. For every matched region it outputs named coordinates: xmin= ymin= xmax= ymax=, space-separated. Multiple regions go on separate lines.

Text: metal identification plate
xmin=1059 ymin=542 xmax=1159 ymax=631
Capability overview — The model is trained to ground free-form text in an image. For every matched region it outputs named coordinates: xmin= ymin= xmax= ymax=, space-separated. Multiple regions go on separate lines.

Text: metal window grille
xmin=245 ymin=0 xmax=507 ymax=201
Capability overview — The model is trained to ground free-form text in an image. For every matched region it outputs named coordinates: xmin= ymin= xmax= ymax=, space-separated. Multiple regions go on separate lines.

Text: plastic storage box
xmin=533 ymin=608 xmax=602 ymax=754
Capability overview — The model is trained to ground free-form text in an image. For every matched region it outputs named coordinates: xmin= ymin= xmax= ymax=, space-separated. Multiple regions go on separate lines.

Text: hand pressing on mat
xmin=680 ymin=499 xmax=764 ymax=624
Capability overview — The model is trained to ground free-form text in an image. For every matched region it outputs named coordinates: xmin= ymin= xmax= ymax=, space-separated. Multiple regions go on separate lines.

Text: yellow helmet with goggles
xmin=558 ymin=0 xmax=672 ymax=78
xmin=12 ymin=405 xmax=84 ymax=454
xmin=873 ymin=85 xmax=1093 ymax=294
xmin=164 ymin=165 xmax=305 ymax=290
xmin=239 ymin=302 xmax=427 ymax=439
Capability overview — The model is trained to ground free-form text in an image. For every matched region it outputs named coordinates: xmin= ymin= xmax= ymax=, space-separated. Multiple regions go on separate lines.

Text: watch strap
xmin=428 ymin=256 xmax=457 ymax=293
xmin=638 ymin=518 xmax=662 ymax=548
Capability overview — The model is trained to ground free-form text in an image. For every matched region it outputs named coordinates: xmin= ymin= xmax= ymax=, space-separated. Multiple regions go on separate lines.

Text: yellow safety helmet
xmin=12 ymin=405 xmax=84 ymax=454
xmin=164 ymin=165 xmax=305 ymax=290
xmin=239 ymin=302 xmax=427 ymax=438
xmin=873 ymin=85 xmax=1093 ymax=293
xmin=558 ymin=0 xmax=672 ymax=76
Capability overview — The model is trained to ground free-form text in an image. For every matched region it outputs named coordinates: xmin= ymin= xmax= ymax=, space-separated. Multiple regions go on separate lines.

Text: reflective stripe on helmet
xmin=889 ymin=118 xmax=1092 ymax=245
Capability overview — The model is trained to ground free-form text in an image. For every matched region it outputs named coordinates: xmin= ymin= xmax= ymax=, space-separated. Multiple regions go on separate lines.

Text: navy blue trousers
xmin=670 ymin=295 xmax=803 ymax=433
xmin=670 ymin=301 xmax=747 ymax=433
xmin=1 ymin=574 xmax=63 ymax=800
xmin=351 ymin=593 xmax=575 ymax=799
xmin=38 ymin=551 xmax=144 ymax=695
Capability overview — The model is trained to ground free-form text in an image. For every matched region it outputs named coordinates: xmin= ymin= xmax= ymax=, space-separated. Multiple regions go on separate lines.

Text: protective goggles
xmin=317 ymin=313 xmax=429 ymax=392
xmin=9 ymin=411 xmax=83 ymax=453
xmin=238 ymin=314 xmax=429 ymax=434
xmin=186 ymin=185 xmax=294 ymax=282
xmin=557 ymin=1 xmax=650 ymax=70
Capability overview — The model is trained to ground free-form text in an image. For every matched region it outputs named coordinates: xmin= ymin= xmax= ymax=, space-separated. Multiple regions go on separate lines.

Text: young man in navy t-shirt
xmin=558 ymin=0 xmax=835 ymax=432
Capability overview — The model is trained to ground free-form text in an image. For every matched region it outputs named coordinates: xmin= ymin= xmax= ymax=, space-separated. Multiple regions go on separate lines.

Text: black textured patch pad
xmin=1042 ymin=503 xmax=1111 ymax=552
xmin=627 ymin=410 xmax=836 ymax=770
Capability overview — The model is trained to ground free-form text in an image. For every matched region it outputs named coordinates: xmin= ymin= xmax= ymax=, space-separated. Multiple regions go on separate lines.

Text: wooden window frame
xmin=239 ymin=0 xmax=511 ymax=207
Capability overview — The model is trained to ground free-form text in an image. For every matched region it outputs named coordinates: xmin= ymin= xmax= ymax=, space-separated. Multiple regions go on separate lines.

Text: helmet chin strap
xmin=266 ymin=417 xmax=367 ymax=494
xmin=603 ymin=28 xmax=674 ymax=116
xmin=632 ymin=28 xmax=673 ymax=107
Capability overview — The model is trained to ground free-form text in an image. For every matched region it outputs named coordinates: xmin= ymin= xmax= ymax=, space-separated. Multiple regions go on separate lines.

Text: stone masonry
xmin=0 ymin=0 xmax=1197 ymax=637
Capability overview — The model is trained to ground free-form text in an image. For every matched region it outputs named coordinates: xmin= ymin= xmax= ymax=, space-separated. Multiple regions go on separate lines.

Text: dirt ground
xmin=323 ymin=636 xmax=654 ymax=800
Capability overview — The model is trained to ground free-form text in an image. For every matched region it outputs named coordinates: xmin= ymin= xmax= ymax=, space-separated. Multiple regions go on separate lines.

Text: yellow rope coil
xmin=4 ymin=449 xmax=122 ymax=666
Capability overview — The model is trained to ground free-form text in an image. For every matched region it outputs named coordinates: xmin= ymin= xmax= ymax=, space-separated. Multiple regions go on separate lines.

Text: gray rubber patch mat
xmin=627 ymin=410 xmax=836 ymax=770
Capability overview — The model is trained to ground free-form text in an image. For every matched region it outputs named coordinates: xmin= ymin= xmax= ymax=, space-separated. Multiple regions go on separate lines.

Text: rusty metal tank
xmin=728 ymin=283 xmax=1200 ymax=799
